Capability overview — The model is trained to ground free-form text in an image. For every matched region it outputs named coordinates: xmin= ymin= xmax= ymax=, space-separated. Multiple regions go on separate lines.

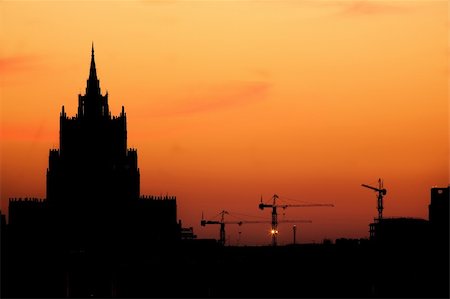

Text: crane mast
xmin=201 ymin=209 xmax=311 ymax=246
xmin=201 ymin=210 xmax=229 ymax=246
xmin=259 ymin=194 xmax=334 ymax=246
xmin=361 ymin=178 xmax=387 ymax=221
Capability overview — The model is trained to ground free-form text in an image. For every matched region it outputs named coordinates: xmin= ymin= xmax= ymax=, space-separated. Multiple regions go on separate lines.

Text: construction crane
xmin=200 ymin=210 xmax=234 ymax=246
xmin=200 ymin=210 xmax=311 ymax=246
xmin=361 ymin=178 xmax=387 ymax=221
xmin=259 ymin=194 xmax=334 ymax=246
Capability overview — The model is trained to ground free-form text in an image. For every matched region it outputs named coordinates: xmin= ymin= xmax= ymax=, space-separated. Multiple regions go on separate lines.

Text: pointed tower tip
xmin=89 ymin=43 xmax=97 ymax=79
xmin=86 ymin=42 xmax=100 ymax=94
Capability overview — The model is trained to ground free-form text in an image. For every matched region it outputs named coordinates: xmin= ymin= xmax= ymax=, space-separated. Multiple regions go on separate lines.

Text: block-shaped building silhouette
xmin=429 ymin=186 xmax=449 ymax=244
xmin=9 ymin=46 xmax=180 ymax=253
xmin=368 ymin=186 xmax=449 ymax=247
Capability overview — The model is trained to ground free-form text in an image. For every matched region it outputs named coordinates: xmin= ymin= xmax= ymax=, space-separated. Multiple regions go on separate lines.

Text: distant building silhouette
xmin=429 ymin=186 xmax=449 ymax=243
xmin=369 ymin=217 xmax=429 ymax=244
xmin=367 ymin=186 xmax=449 ymax=298
xmin=0 ymin=211 xmax=5 ymax=295
xmin=369 ymin=186 xmax=449 ymax=247
xmin=180 ymin=223 xmax=197 ymax=240
xmin=8 ymin=45 xmax=181 ymax=254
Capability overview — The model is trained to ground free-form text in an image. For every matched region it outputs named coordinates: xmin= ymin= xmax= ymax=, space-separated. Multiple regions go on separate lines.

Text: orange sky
xmin=1 ymin=0 xmax=448 ymax=245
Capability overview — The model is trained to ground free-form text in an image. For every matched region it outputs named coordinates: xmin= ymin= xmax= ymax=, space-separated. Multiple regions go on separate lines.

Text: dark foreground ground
xmin=2 ymin=237 xmax=449 ymax=298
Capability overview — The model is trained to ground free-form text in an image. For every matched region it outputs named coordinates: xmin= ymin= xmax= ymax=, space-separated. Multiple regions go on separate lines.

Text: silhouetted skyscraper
xmin=47 ymin=45 xmax=139 ymax=205
xmin=9 ymin=45 xmax=180 ymax=253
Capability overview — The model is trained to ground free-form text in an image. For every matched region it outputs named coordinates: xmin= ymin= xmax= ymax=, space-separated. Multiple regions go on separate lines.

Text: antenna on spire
xmin=91 ymin=42 xmax=94 ymax=56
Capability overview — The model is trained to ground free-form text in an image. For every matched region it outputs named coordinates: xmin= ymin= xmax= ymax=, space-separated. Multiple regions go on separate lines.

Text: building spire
xmin=85 ymin=43 xmax=100 ymax=96
xmin=89 ymin=42 xmax=97 ymax=81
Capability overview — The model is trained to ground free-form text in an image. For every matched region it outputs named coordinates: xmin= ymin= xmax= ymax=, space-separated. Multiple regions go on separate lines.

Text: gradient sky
xmin=1 ymin=0 xmax=448 ymax=245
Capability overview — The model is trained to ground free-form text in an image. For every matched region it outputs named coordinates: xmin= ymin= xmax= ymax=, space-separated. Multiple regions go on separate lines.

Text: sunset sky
xmin=1 ymin=0 xmax=448 ymax=245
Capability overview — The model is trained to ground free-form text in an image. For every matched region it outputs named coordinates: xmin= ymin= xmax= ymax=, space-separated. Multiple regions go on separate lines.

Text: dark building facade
xmin=8 ymin=46 xmax=180 ymax=254
xmin=369 ymin=217 xmax=429 ymax=244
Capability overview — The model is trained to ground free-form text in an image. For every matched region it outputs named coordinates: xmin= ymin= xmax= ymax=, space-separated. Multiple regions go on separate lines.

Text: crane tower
xmin=259 ymin=194 xmax=334 ymax=246
xmin=201 ymin=210 xmax=311 ymax=246
xmin=361 ymin=178 xmax=387 ymax=221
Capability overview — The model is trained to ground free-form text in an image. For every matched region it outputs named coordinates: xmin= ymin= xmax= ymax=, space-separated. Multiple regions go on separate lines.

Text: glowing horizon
xmin=1 ymin=0 xmax=448 ymax=245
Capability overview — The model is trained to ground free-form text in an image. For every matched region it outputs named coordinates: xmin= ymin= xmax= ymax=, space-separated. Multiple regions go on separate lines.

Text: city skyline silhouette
xmin=2 ymin=44 xmax=447 ymax=246
xmin=1 ymin=45 xmax=448 ymax=298
xmin=1 ymin=1 xmax=448 ymax=246
xmin=1 ymin=1 xmax=448 ymax=297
